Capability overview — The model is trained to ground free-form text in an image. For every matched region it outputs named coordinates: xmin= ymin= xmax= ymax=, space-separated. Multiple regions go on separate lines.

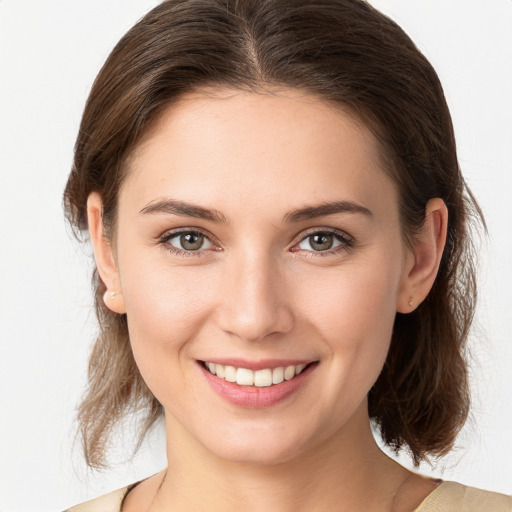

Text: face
xmin=104 ymin=89 xmax=415 ymax=465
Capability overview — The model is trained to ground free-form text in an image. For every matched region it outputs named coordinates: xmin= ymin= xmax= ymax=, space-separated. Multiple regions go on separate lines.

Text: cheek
xmin=297 ymin=257 xmax=400 ymax=337
xmin=118 ymin=251 xmax=217 ymax=386
xmin=294 ymin=255 xmax=402 ymax=387
xmin=121 ymin=265 xmax=223 ymax=417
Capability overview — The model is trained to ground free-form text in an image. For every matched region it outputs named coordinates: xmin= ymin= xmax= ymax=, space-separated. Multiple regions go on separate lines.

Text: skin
xmin=88 ymin=88 xmax=448 ymax=511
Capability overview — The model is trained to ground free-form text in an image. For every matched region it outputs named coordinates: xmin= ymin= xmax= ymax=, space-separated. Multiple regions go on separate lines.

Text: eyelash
xmin=293 ymin=228 xmax=354 ymax=257
xmin=157 ymin=229 xmax=215 ymax=258
xmin=156 ymin=228 xmax=354 ymax=258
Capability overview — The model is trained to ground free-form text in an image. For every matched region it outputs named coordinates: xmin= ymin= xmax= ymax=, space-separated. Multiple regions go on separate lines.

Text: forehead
xmin=121 ymin=88 xmax=398 ymax=220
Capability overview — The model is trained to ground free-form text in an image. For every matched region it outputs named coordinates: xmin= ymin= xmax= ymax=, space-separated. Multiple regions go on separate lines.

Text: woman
xmin=63 ymin=0 xmax=512 ymax=510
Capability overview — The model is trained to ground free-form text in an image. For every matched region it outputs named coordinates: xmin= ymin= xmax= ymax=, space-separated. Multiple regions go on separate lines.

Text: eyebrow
xmin=139 ymin=198 xmax=372 ymax=224
xmin=139 ymin=198 xmax=228 ymax=224
xmin=283 ymin=200 xmax=373 ymax=223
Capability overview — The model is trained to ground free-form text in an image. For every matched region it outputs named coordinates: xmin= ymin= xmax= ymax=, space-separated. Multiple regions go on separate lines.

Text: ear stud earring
xmin=408 ymin=298 xmax=414 ymax=308
xmin=103 ymin=289 xmax=125 ymax=314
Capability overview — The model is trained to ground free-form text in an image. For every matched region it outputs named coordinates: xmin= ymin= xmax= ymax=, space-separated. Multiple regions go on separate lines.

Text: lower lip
xmin=198 ymin=362 xmax=318 ymax=408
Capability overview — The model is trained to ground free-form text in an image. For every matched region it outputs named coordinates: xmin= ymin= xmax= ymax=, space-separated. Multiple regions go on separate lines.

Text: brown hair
xmin=64 ymin=0 xmax=482 ymax=468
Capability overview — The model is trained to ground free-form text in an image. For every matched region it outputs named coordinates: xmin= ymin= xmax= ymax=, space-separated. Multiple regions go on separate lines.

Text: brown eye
xmin=297 ymin=230 xmax=352 ymax=253
xmin=309 ymin=233 xmax=334 ymax=251
xmin=168 ymin=231 xmax=212 ymax=252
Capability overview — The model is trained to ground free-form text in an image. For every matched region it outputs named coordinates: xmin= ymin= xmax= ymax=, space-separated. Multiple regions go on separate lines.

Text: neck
xmin=153 ymin=404 xmax=408 ymax=512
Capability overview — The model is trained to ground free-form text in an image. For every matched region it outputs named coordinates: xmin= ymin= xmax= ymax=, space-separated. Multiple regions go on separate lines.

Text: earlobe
xmin=397 ymin=198 xmax=448 ymax=313
xmin=87 ymin=192 xmax=126 ymax=315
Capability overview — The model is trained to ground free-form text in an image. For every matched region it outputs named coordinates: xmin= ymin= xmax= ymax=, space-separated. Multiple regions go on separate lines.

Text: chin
xmin=196 ymin=421 xmax=323 ymax=467
xmin=213 ymin=441 xmax=304 ymax=467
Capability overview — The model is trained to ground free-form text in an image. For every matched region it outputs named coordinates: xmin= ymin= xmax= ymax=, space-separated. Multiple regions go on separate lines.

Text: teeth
xmin=224 ymin=365 xmax=236 ymax=382
xmin=254 ymin=369 xmax=272 ymax=387
xmin=215 ymin=364 xmax=225 ymax=379
xmin=236 ymin=368 xmax=254 ymax=386
xmin=284 ymin=365 xmax=295 ymax=381
xmin=204 ymin=362 xmax=310 ymax=387
xmin=272 ymin=366 xmax=284 ymax=384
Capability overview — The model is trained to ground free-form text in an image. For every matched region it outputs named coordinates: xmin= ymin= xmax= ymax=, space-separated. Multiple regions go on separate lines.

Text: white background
xmin=0 ymin=1 xmax=511 ymax=510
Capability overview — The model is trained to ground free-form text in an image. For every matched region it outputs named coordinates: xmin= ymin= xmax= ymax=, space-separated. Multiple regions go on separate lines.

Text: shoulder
xmin=415 ymin=481 xmax=512 ymax=512
xmin=63 ymin=485 xmax=133 ymax=512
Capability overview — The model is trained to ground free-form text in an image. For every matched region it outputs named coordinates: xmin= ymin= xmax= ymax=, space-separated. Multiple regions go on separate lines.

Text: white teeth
xmin=284 ymin=365 xmax=295 ymax=381
xmin=215 ymin=364 xmax=225 ymax=379
xmin=236 ymin=368 xmax=254 ymax=386
xmin=204 ymin=362 xmax=311 ymax=387
xmin=296 ymin=363 xmax=306 ymax=374
xmin=272 ymin=366 xmax=284 ymax=385
xmin=224 ymin=365 xmax=236 ymax=382
xmin=254 ymin=369 xmax=272 ymax=387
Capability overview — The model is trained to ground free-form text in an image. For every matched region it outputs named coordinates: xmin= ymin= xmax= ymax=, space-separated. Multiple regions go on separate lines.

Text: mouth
xmin=197 ymin=359 xmax=319 ymax=407
xmin=201 ymin=360 xmax=316 ymax=388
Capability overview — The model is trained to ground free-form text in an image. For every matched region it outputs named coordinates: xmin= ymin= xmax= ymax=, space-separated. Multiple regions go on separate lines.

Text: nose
xmin=215 ymin=251 xmax=294 ymax=343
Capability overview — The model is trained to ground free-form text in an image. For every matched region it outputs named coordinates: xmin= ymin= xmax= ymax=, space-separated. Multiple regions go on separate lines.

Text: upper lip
xmin=199 ymin=358 xmax=317 ymax=371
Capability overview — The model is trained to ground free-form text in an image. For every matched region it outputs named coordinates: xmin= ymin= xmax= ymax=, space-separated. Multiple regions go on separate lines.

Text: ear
xmin=397 ymin=198 xmax=448 ymax=313
xmin=87 ymin=192 xmax=126 ymax=314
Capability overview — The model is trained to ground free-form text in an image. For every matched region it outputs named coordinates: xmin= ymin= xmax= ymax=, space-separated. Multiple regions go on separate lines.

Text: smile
xmin=203 ymin=361 xmax=309 ymax=387
xmin=199 ymin=359 xmax=318 ymax=408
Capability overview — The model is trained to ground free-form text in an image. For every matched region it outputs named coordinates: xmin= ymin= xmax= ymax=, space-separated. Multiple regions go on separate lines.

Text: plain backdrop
xmin=0 ymin=1 xmax=511 ymax=510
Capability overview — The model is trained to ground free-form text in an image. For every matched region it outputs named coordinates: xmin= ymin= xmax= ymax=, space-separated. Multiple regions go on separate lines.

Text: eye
xmin=296 ymin=230 xmax=353 ymax=253
xmin=163 ymin=230 xmax=213 ymax=253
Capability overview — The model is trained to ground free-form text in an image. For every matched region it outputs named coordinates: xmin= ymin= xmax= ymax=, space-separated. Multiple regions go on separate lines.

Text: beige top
xmin=65 ymin=481 xmax=512 ymax=512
